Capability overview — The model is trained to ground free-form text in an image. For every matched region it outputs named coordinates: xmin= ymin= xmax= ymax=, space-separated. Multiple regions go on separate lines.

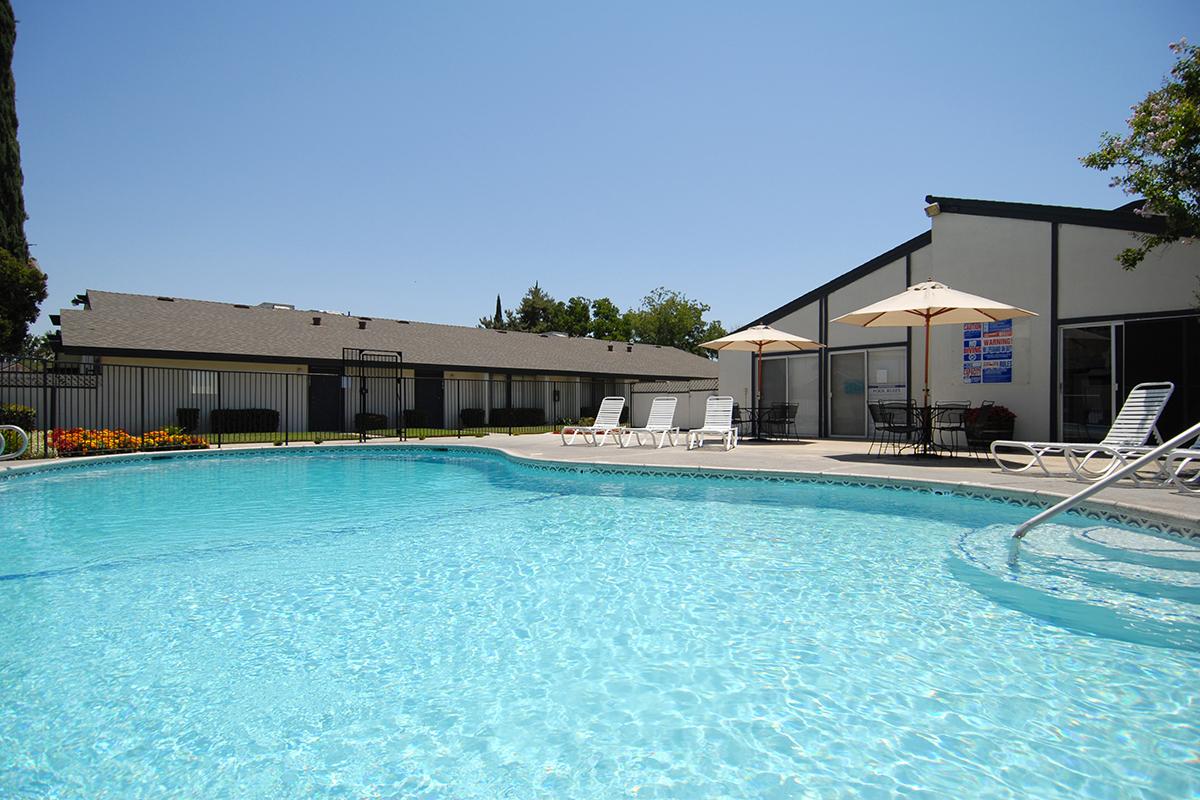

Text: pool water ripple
xmin=1 ymin=449 xmax=1197 ymax=798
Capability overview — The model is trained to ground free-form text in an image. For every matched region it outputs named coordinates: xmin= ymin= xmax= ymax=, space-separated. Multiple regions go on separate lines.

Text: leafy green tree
xmin=18 ymin=331 xmax=52 ymax=359
xmin=552 ymin=296 xmax=591 ymax=337
xmin=589 ymin=297 xmax=630 ymax=341
xmin=1081 ymin=38 xmax=1200 ymax=270
xmin=0 ymin=249 xmax=46 ymax=354
xmin=507 ymin=282 xmax=561 ymax=333
xmin=625 ymin=287 xmax=726 ymax=357
xmin=0 ymin=1 xmax=44 ymax=354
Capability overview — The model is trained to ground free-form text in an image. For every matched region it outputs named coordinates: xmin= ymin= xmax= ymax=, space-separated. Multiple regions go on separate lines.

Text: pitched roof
xmin=745 ymin=231 xmax=932 ymax=329
xmin=56 ymin=291 xmax=718 ymax=380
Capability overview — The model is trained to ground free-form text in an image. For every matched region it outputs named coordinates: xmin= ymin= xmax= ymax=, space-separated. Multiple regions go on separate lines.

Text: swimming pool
xmin=1 ymin=447 xmax=1197 ymax=798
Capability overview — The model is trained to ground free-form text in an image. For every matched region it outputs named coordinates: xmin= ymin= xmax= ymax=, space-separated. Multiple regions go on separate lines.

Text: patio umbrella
xmin=830 ymin=279 xmax=1037 ymax=409
xmin=700 ymin=325 xmax=825 ymax=419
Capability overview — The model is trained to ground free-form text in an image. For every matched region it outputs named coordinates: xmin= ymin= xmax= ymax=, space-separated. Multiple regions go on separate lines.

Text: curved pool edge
xmin=2 ymin=438 xmax=1197 ymax=540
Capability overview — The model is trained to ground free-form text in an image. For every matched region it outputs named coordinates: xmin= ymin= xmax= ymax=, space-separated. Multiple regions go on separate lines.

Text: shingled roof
xmin=56 ymin=291 xmax=719 ymax=380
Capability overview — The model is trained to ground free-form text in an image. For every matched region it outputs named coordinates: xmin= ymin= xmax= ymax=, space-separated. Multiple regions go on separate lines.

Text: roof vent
xmin=312 ymin=317 xmax=321 ymax=326
xmin=358 ymin=316 xmax=372 ymax=321
xmin=233 ymin=303 xmax=250 ymax=309
xmin=156 ymin=296 xmax=174 ymax=302
xmin=626 ymin=345 xmax=633 ymax=353
xmin=607 ymin=344 xmax=614 ymax=352
xmin=258 ymin=302 xmax=294 ymax=310
xmin=396 ymin=320 xmax=410 ymax=324
xmin=358 ymin=320 xmax=367 ymax=330
xmin=495 ymin=330 xmax=507 ymax=334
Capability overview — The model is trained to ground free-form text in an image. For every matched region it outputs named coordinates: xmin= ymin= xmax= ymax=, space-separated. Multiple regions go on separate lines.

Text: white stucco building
xmin=721 ymin=195 xmax=1199 ymax=442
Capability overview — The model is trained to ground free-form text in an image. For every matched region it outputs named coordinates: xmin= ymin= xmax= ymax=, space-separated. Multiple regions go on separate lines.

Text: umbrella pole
xmin=923 ymin=315 xmax=932 ymax=453
xmin=756 ymin=344 xmax=763 ymax=439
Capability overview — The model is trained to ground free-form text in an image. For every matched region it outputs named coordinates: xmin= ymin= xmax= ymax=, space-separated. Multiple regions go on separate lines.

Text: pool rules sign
xmin=963 ymin=320 xmax=1013 ymax=384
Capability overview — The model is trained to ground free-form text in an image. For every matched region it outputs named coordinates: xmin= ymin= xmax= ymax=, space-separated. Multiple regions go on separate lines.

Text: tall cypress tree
xmin=0 ymin=0 xmax=27 ymax=260
xmin=0 ymin=1 xmax=46 ymax=355
xmin=493 ymin=295 xmax=502 ymax=327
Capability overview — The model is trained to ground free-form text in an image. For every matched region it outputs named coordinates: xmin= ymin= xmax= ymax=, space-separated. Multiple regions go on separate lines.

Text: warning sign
xmin=964 ymin=320 xmax=1012 ymax=384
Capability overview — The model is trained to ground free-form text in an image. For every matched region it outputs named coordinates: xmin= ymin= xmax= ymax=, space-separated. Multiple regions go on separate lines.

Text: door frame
xmin=1057 ymin=320 xmax=1122 ymax=442
xmin=827 ymin=349 xmax=869 ymax=439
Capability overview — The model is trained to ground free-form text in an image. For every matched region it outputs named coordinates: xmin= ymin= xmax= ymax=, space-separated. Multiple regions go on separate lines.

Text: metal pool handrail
xmin=0 ymin=424 xmax=29 ymax=461
xmin=1013 ymin=419 xmax=1200 ymax=539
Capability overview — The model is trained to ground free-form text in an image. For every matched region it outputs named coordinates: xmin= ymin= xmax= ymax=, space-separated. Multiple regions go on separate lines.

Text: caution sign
xmin=963 ymin=320 xmax=1012 ymax=384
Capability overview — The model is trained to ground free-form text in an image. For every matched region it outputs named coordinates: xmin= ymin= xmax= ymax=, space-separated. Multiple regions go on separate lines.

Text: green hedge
xmin=0 ymin=402 xmax=34 ymax=429
xmin=355 ymin=412 xmax=387 ymax=431
xmin=210 ymin=408 xmax=279 ymax=434
xmin=459 ymin=408 xmax=486 ymax=427
xmin=176 ymin=407 xmax=199 ymax=432
xmin=489 ymin=407 xmax=545 ymax=427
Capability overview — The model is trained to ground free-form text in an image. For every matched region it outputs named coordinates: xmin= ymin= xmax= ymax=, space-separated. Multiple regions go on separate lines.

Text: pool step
xmin=951 ymin=524 xmax=1200 ymax=651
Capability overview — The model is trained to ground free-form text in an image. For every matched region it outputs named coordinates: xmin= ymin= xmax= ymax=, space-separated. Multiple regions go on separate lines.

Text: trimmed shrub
xmin=489 ymin=407 xmax=545 ymax=427
xmin=176 ymin=407 xmax=199 ymax=432
xmin=459 ymin=408 xmax=485 ymax=427
xmin=0 ymin=402 xmax=35 ymax=429
xmin=210 ymin=408 xmax=279 ymax=434
xmin=402 ymin=409 xmax=428 ymax=428
xmin=355 ymin=412 xmax=387 ymax=431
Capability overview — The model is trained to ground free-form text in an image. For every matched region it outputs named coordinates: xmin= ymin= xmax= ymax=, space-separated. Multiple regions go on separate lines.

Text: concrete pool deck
xmin=3 ymin=433 xmax=1197 ymax=537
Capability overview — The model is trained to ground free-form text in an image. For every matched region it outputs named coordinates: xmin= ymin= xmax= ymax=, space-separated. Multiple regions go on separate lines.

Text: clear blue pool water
xmin=1 ymin=448 xmax=1197 ymax=798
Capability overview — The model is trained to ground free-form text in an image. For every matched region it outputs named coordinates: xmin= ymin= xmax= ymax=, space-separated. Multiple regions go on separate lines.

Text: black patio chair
xmin=880 ymin=400 xmax=921 ymax=455
xmin=766 ymin=403 xmax=798 ymax=439
xmin=867 ymin=402 xmax=891 ymax=456
xmin=933 ymin=401 xmax=971 ymax=456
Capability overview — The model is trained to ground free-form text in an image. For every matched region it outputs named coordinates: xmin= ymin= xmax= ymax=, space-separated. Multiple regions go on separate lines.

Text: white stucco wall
xmin=925 ymin=213 xmax=1052 ymax=439
xmin=768 ymin=301 xmax=821 ymax=341
xmin=827 ymin=258 xmax=909 ymax=348
xmin=718 ymin=350 xmax=754 ymax=412
xmin=1057 ymin=224 xmax=1200 ymax=319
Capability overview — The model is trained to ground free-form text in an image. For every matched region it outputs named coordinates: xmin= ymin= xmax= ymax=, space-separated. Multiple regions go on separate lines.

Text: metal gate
xmin=341 ymin=348 xmax=404 ymax=441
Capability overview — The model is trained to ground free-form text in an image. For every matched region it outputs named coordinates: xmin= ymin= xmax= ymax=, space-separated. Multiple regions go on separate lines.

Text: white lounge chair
xmin=991 ymin=382 xmax=1174 ymax=477
xmin=561 ymin=396 xmax=627 ymax=446
xmin=621 ymin=396 xmax=679 ymax=448
xmin=1166 ymin=447 xmax=1200 ymax=492
xmin=687 ymin=396 xmax=738 ymax=451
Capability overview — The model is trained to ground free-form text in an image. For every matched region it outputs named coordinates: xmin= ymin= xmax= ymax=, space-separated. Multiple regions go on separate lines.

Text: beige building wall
xmin=102 ymin=355 xmax=307 ymax=374
xmin=1057 ymin=224 xmax=1199 ymax=319
xmin=826 ymin=257 xmax=909 ymax=347
xmin=769 ymin=302 xmax=821 ymax=341
xmin=718 ymin=350 xmax=754 ymax=413
xmin=925 ymin=213 xmax=1052 ymax=440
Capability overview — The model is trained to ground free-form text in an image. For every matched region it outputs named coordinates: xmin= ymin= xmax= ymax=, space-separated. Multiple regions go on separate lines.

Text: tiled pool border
xmin=2 ymin=442 xmax=1197 ymax=539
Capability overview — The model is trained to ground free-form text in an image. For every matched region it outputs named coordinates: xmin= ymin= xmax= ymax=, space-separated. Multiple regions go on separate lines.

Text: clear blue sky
xmin=13 ymin=1 xmax=1198 ymax=333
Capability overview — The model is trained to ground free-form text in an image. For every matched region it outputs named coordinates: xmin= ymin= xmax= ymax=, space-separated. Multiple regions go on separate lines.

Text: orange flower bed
xmin=48 ymin=428 xmax=209 ymax=456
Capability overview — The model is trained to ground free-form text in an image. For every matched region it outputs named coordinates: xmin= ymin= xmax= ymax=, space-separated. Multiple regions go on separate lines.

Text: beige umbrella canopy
xmin=700 ymin=324 xmax=824 ymax=413
xmin=831 ymin=280 xmax=1037 ymax=407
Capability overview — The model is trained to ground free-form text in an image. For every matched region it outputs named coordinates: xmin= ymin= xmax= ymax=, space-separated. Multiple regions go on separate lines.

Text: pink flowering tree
xmin=1081 ymin=39 xmax=1199 ymax=271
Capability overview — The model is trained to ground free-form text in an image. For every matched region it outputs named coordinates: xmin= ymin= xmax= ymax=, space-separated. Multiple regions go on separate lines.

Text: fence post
xmin=457 ymin=379 xmax=461 ymax=438
xmin=216 ymin=371 xmax=223 ymax=449
xmin=507 ymin=374 xmax=513 ymax=436
xmin=285 ymin=373 xmax=290 ymax=446
xmin=139 ymin=366 xmax=145 ymax=441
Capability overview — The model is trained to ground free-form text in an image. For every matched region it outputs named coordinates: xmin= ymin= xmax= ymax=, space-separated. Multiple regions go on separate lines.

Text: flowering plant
xmin=964 ymin=405 xmax=1016 ymax=426
xmin=48 ymin=427 xmax=208 ymax=456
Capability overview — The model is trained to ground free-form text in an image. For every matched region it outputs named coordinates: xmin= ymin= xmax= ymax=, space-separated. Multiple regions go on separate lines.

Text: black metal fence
xmin=0 ymin=356 xmax=634 ymax=458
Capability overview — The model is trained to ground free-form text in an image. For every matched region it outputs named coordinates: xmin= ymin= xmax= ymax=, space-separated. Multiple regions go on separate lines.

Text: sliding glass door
xmin=1060 ymin=324 xmax=1118 ymax=443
